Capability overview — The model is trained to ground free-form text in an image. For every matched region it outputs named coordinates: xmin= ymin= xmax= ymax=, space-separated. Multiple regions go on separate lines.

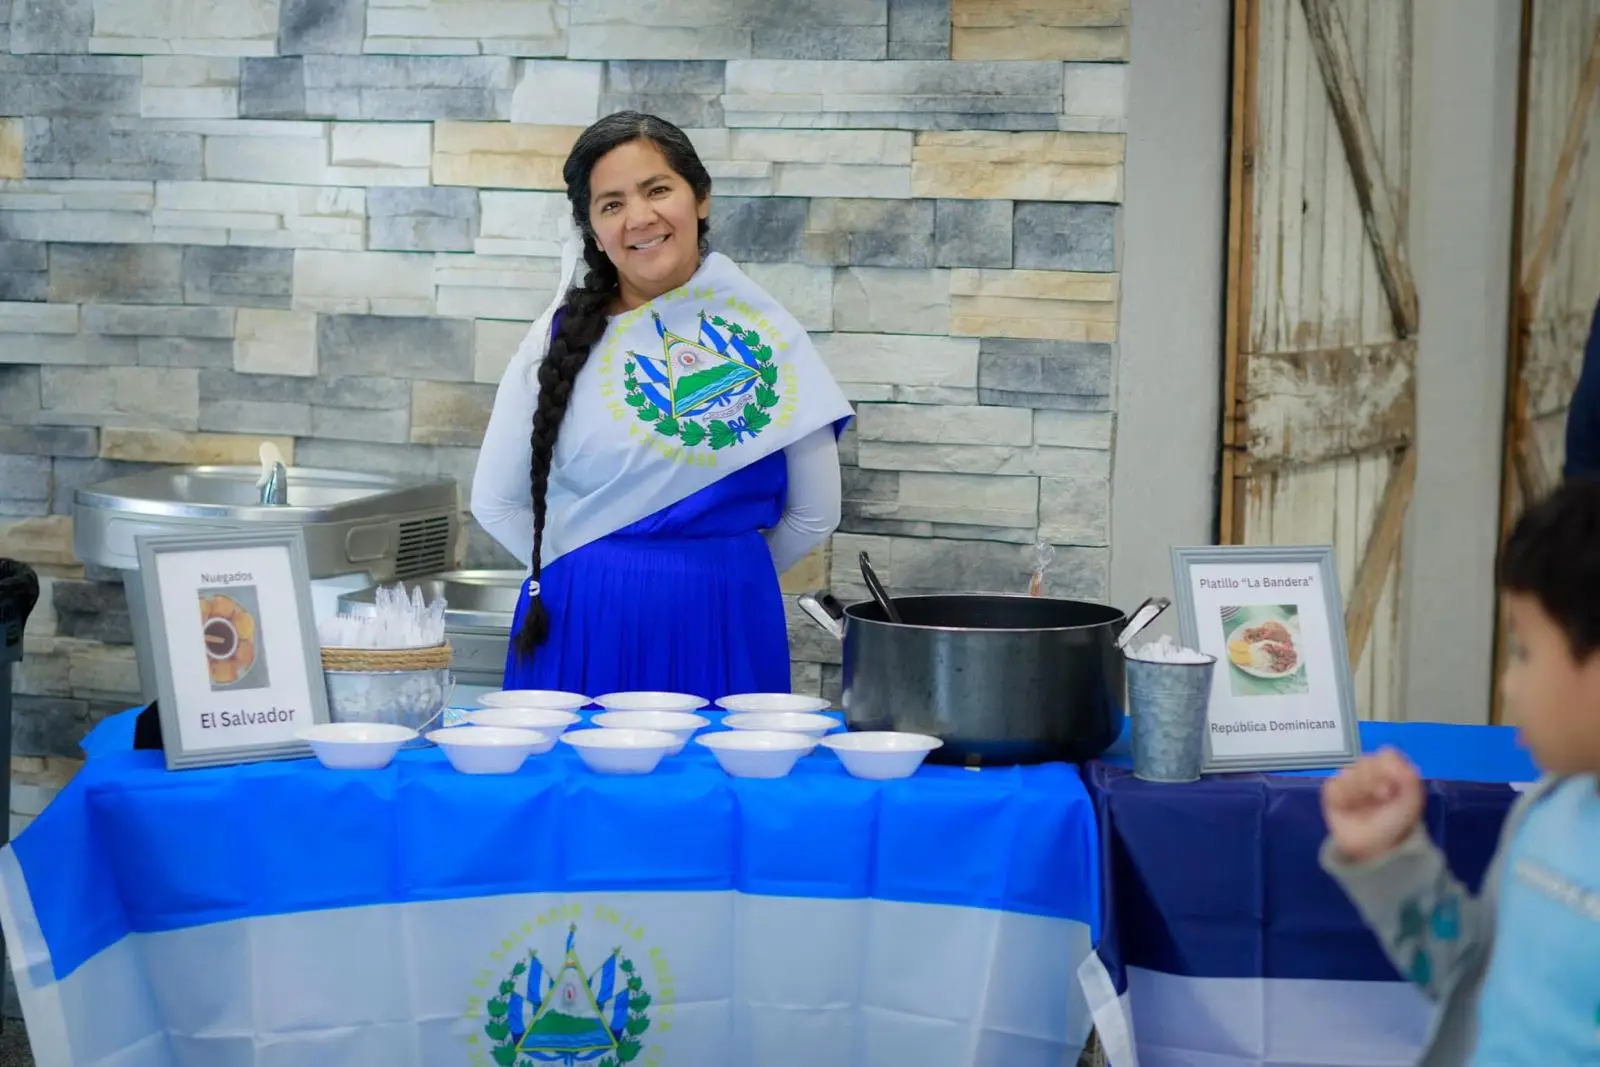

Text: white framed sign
xmin=1169 ymin=544 xmax=1361 ymax=773
xmin=135 ymin=529 xmax=331 ymax=770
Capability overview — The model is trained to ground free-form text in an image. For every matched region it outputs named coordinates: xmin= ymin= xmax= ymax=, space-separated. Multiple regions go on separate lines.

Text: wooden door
xmin=1495 ymin=0 xmax=1600 ymax=723
xmin=1221 ymin=0 xmax=1418 ymax=721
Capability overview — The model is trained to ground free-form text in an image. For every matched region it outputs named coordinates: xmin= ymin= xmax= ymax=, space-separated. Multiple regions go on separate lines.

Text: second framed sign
xmin=1169 ymin=544 xmax=1361 ymax=773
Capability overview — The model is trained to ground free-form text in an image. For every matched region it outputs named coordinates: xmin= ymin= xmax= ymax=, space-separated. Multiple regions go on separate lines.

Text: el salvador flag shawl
xmin=511 ymin=247 xmax=854 ymax=570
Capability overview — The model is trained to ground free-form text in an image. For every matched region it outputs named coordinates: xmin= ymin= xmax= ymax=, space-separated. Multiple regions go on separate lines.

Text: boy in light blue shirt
xmin=1474 ymin=775 xmax=1600 ymax=1061
xmin=1319 ymin=479 xmax=1600 ymax=1066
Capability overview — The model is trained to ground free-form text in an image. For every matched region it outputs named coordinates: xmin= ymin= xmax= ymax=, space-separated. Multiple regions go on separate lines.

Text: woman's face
xmin=586 ymin=139 xmax=709 ymax=311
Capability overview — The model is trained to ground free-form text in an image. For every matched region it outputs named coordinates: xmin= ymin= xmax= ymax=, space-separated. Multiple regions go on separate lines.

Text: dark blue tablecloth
xmin=1088 ymin=719 xmax=1537 ymax=990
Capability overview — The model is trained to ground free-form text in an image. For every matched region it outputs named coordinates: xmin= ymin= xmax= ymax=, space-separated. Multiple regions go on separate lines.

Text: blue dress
xmin=503 ymin=449 xmax=792 ymax=701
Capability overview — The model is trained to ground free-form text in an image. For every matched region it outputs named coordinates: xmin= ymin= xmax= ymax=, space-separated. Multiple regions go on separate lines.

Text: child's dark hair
xmin=1499 ymin=477 xmax=1600 ymax=658
xmin=513 ymin=111 xmax=713 ymax=657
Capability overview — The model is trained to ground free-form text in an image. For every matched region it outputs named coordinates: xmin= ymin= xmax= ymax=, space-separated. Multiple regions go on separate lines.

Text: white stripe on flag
xmin=0 ymin=874 xmax=1094 ymax=1067
xmin=1107 ymin=966 xmax=1433 ymax=1067
xmin=1 ymin=846 xmax=99 ymax=1066
xmin=1076 ymin=952 xmax=1140 ymax=1067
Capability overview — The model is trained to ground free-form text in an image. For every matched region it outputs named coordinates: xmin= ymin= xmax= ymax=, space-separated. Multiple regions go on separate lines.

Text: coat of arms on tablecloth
xmin=622 ymin=311 xmax=782 ymax=451
xmin=485 ymin=923 xmax=652 ymax=1066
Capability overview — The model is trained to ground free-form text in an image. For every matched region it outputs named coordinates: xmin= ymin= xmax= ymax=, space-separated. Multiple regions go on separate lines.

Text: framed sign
xmin=135 ymin=529 xmax=331 ymax=770
xmin=1169 ymin=544 xmax=1361 ymax=773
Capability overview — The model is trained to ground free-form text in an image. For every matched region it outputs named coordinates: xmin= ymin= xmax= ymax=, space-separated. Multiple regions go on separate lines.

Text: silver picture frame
xmin=135 ymin=528 xmax=330 ymax=771
xmin=1169 ymin=544 xmax=1362 ymax=774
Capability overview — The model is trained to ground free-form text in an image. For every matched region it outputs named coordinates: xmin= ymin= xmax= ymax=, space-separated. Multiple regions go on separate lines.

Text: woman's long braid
xmin=510 ymin=110 xmax=715 ymax=659
xmin=513 ymin=242 xmax=617 ymax=656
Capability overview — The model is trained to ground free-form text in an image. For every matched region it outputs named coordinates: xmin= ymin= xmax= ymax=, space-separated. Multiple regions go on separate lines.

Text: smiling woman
xmin=470 ymin=112 xmax=854 ymax=701
xmin=587 ymin=139 xmax=709 ymax=310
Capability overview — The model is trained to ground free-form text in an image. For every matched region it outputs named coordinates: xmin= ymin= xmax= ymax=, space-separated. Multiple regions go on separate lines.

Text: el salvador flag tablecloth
xmin=0 ymin=735 xmax=1101 ymax=1067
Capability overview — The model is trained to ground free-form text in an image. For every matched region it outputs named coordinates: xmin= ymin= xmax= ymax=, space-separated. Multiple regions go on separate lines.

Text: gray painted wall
xmin=1403 ymin=0 xmax=1521 ymax=725
xmin=1109 ymin=0 xmax=1228 ymax=636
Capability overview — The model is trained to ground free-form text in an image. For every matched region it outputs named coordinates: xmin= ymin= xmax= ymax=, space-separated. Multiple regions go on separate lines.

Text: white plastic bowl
xmin=590 ymin=710 xmax=709 ymax=755
xmin=592 ymin=691 xmax=708 ymax=714
xmin=296 ymin=722 xmax=417 ymax=770
xmin=478 ymin=689 xmax=591 ymax=711
xmin=426 ymin=726 xmax=548 ymax=774
xmin=819 ymin=731 xmax=944 ymax=780
xmin=466 ymin=706 xmax=579 ymax=745
xmin=720 ymin=711 xmax=838 ymax=741
xmin=715 ymin=692 xmax=832 ymax=715
xmin=697 ymin=730 xmax=815 ymax=779
xmin=561 ymin=728 xmax=678 ymax=775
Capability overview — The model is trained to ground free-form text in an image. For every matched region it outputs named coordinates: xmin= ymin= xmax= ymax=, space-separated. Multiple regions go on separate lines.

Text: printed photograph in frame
xmin=1170 ymin=544 xmax=1361 ymax=773
xmin=135 ymin=529 xmax=331 ymax=770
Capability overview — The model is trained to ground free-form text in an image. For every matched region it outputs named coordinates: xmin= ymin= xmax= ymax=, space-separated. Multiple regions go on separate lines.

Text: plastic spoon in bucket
xmin=1115 ymin=597 xmax=1172 ymax=651
xmin=858 ymin=551 xmax=903 ymax=625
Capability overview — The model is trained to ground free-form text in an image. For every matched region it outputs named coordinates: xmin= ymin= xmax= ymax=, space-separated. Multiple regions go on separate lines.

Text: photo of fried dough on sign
xmin=199 ymin=586 xmax=271 ymax=693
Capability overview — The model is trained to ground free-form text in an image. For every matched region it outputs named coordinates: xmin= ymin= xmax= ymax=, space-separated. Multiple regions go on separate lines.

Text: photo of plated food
xmin=197 ymin=587 xmax=271 ymax=691
xmin=1220 ymin=605 xmax=1309 ymax=696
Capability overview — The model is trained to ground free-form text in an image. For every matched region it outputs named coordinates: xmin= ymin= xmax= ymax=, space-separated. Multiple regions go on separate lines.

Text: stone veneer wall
xmin=0 ymin=0 xmax=1129 ymax=834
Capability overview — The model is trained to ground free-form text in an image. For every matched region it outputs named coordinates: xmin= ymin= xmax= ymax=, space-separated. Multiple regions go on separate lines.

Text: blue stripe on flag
xmin=697 ymin=317 xmax=727 ymax=352
xmin=15 ymin=744 xmax=1099 ymax=983
xmin=593 ymin=953 xmax=614 ymax=1005
xmin=508 ymin=990 xmax=528 ymax=1034
xmin=610 ymin=990 xmax=631 ymax=1036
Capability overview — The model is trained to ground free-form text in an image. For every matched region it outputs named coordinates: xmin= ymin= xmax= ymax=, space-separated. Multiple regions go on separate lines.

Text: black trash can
xmin=0 ymin=559 xmax=38 ymax=1033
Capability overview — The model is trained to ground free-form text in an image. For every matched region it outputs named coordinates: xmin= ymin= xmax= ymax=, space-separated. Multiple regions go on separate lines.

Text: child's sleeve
xmin=1318 ymin=827 xmax=1486 ymax=1003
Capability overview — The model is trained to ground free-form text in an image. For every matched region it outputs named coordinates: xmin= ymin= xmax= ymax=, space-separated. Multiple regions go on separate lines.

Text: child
xmin=1320 ymin=479 xmax=1600 ymax=1066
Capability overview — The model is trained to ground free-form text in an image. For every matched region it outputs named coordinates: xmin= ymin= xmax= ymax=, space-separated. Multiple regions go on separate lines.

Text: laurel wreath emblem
xmin=484 ymin=949 xmax=653 ymax=1067
xmin=622 ymin=315 xmax=781 ymax=450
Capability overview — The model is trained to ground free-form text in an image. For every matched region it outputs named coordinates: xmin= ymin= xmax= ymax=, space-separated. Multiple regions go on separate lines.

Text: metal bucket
xmin=323 ymin=667 xmax=452 ymax=741
xmin=1126 ymin=654 xmax=1216 ymax=783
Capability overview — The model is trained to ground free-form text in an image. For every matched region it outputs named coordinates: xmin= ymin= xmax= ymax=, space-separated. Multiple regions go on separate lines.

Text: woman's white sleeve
xmin=766 ymin=426 xmax=843 ymax=576
xmin=469 ymin=348 xmax=539 ymax=569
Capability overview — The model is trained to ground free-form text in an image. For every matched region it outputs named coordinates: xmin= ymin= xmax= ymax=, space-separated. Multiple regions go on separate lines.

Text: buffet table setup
xmin=3 ymin=700 xmax=1103 ymax=1066
xmin=0 ymin=494 xmax=1535 ymax=1067
xmin=10 ymin=473 xmax=1144 ymax=1066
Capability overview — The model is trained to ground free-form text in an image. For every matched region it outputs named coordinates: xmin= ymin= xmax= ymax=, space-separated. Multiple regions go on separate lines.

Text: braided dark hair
xmin=514 ymin=111 xmax=714 ymax=656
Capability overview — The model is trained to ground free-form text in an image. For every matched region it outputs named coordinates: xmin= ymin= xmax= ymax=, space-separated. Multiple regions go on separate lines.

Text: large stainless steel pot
xmin=800 ymin=590 xmax=1149 ymax=767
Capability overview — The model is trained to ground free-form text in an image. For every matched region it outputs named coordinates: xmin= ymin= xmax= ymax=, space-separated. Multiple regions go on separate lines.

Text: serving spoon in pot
xmin=858 ymin=551 xmax=903 ymax=625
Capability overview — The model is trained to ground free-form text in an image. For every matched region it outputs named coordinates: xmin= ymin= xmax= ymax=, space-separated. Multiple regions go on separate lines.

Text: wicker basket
xmin=320 ymin=642 xmax=454 ymax=735
xmin=320 ymin=643 xmax=453 ymax=673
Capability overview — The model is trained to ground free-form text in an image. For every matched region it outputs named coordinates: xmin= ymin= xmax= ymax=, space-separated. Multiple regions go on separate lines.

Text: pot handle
xmin=1115 ymin=596 xmax=1171 ymax=650
xmin=798 ymin=591 xmax=846 ymax=641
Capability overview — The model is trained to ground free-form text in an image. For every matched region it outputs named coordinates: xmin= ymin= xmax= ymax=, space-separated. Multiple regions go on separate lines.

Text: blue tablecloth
xmin=3 ymin=711 xmax=1103 ymax=1067
xmin=1084 ymin=720 xmax=1537 ymax=1067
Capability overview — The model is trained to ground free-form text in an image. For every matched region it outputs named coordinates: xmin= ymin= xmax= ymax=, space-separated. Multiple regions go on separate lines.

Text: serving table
xmin=4 ymin=709 xmax=1102 ymax=1067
